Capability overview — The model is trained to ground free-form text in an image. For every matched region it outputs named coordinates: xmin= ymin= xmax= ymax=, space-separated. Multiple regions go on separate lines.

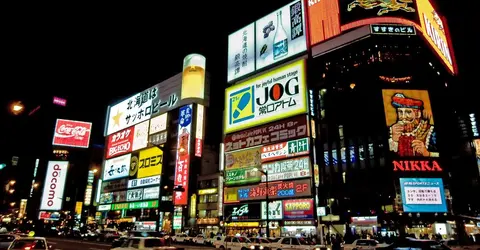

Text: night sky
xmin=0 ymin=0 xmax=475 ymax=151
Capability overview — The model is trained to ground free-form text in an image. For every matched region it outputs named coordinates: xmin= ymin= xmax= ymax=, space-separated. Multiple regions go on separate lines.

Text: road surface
xmin=47 ymin=237 xmax=213 ymax=250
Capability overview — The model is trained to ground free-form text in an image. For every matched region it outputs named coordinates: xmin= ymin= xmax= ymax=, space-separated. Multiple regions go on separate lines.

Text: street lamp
xmin=253 ymin=167 xmax=270 ymax=238
xmin=9 ymin=101 xmax=24 ymax=115
xmin=8 ymin=189 xmax=15 ymax=194
xmin=9 ymin=180 xmax=16 ymax=185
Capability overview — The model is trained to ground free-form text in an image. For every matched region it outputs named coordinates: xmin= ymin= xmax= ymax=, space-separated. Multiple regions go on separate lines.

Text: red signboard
xmin=195 ymin=138 xmax=203 ymax=157
xmin=224 ymin=178 xmax=312 ymax=203
xmin=52 ymin=119 xmax=92 ymax=148
xmin=106 ymin=127 xmax=135 ymax=159
xmin=224 ymin=115 xmax=308 ymax=152
xmin=283 ymin=199 xmax=314 ymax=220
xmin=174 ymin=105 xmax=192 ymax=205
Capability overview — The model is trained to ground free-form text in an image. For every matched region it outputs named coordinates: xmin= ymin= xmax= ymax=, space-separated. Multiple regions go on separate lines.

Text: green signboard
xmin=225 ymin=167 xmax=261 ymax=185
xmin=112 ymin=200 xmax=159 ymax=210
xmin=288 ymin=138 xmax=309 ymax=154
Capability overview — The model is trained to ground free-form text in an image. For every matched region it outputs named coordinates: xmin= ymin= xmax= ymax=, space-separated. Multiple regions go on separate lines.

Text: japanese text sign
xmin=224 ymin=178 xmax=311 ymax=203
xmin=400 ymin=178 xmax=447 ymax=212
xmin=106 ymin=127 xmax=134 ymax=159
xmin=149 ymin=113 xmax=168 ymax=135
xmin=224 ymin=115 xmax=308 ymax=152
xmin=261 ymin=156 xmax=311 ymax=182
xmin=137 ymin=147 xmax=163 ymax=179
xmin=128 ymin=175 xmax=161 ymax=189
xmin=225 ymin=167 xmax=261 ymax=186
xmin=224 ymin=59 xmax=308 ymax=134
xmin=52 ymin=119 xmax=92 ymax=148
xmin=132 ymin=120 xmax=149 ymax=151
xmin=103 ymin=154 xmax=131 ymax=181
xmin=225 ymin=146 xmax=262 ymax=170
xmin=370 ymin=24 xmax=416 ymax=35
xmin=174 ymin=104 xmax=193 ymax=205
xmin=261 ymin=137 xmax=309 ymax=162
xmin=102 ymin=178 xmax=128 ymax=193
xmin=261 ymin=200 xmax=283 ymax=220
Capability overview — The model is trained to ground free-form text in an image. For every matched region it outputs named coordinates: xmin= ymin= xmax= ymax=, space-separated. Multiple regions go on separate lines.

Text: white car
xmin=270 ymin=237 xmax=323 ymax=250
xmin=192 ymin=234 xmax=206 ymax=245
xmin=441 ymin=239 xmax=480 ymax=250
xmin=342 ymin=239 xmax=390 ymax=250
xmin=111 ymin=237 xmax=178 ymax=249
xmin=214 ymin=236 xmax=254 ymax=250
xmin=8 ymin=237 xmax=52 ymax=250
xmin=171 ymin=233 xmax=191 ymax=243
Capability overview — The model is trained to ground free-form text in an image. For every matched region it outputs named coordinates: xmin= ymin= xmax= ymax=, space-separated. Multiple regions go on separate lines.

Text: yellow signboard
xmin=75 ymin=202 xmax=83 ymax=215
xmin=181 ymin=54 xmax=206 ymax=100
xmin=138 ymin=147 xmax=163 ymax=178
xmin=225 ymin=146 xmax=262 ymax=170
xmin=198 ymin=188 xmax=217 ymax=195
xmin=225 ymin=222 xmax=259 ymax=227
xmin=224 ymin=59 xmax=308 ymax=134
xmin=417 ymin=0 xmax=454 ymax=74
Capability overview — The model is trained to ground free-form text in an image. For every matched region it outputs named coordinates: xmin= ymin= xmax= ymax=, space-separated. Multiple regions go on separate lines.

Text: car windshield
xmin=10 ymin=239 xmax=46 ymax=249
xmin=298 ymin=237 xmax=315 ymax=245
xmin=0 ymin=235 xmax=15 ymax=242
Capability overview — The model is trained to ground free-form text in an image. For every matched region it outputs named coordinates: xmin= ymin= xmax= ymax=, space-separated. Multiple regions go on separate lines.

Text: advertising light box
xmin=227 ymin=0 xmax=307 ymax=82
xmin=127 ymin=189 xmax=144 ymax=202
xmin=261 ymin=138 xmax=309 ymax=162
xmin=225 ymin=167 xmax=261 ymax=186
xmin=103 ymin=154 xmax=131 ymax=181
xmin=225 ymin=147 xmax=262 ymax=170
xmin=132 ymin=120 xmax=149 ymax=151
xmin=102 ymin=178 xmax=128 ymax=193
xmin=128 ymin=175 xmax=161 ymax=189
xmin=262 ymin=156 xmax=311 ymax=182
xmin=283 ymin=198 xmax=314 ymax=219
xmin=224 ymin=115 xmax=308 ymax=152
xmin=261 ymin=200 xmax=283 ymax=220
xmin=225 ymin=203 xmax=262 ymax=221
xmin=143 ymin=186 xmax=160 ymax=200
xmin=52 ymin=119 xmax=92 ymax=148
xmin=174 ymin=105 xmax=193 ymax=205
xmin=224 ymin=59 xmax=307 ymax=134
xmin=136 ymin=146 xmax=163 ymax=179
xmin=400 ymin=178 xmax=447 ymax=212
xmin=224 ymin=178 xmax=311 ymax=203
xmin=149 ymin=113 xmax=168 ymax=135
xmin=106 ymin=127 xmax=134 ymax=159
xmin=40 ymin=161 xmax=69 ymax=211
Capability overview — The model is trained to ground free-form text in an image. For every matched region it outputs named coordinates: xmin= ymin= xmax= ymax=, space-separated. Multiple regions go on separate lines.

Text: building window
xmin=199 ymin=195 xmax=208 ymax=204
xmin=208 ymin=194 xmax=218 ymax=203
xmin=211 ymin=179 xmax=218 ymax=187
xmin=198 ymin=210 xmax=207 ymax=218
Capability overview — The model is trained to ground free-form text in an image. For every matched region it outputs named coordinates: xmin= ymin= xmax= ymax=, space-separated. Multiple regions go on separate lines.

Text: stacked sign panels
xmin=224 ymin=0 xmax=315 ymax=233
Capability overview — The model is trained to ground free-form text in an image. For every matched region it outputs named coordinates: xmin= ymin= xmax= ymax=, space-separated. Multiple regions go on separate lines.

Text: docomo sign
xmin=52 ymin=119 xmax=92 ymax=148
xmin=40 ymin=161 xmax=68 ymax=211
xmin=225 ymin=59 xmax=308 ymax=134
xmin=224 ymin=115 xmax=308 ymax=152
xmin=106 ymin=127 xmax=134 ymax=159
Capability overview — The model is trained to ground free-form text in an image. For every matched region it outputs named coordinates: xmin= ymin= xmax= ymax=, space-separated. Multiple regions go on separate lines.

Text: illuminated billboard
xmin=132 ymin=120 xmax=149 ymax=151
xmin=225 ymin=147 xmax=262 ymax=170
xmin=106 ymin=127 xmax=134 ymax=159
xmin=382 ymin=89 xmax=438 ymax=158
xmin=224 ymin=115 xmax=308 ymax=152
xmin=417 ymin=0 xmax=454 ymax=74
xmin=225 ymin=203 xmax=262 ymax=221
xmin=262 ymin=156 xmax=311 ymax=182
xmin=136 ymin=147 xmax=163 ymax=178
xmin=149 ymin=113 xmax=168 ymax=135
xmin=261 ymin=138 xmax=309 ymax=162
xmin=227 ymin=0 xmax=307 ymax=82
xmin=195 ymin=104 xmax=205 ymax=157
xmin=399 ymin=178 xmax=447 ymax=212
xmin=40 ymin=161 xmax=68 ymax=211
xmin=224 ymin=59 xmax=307 ymax=134
xmin=174 ymin=105 xmax=193 ymax=205
xmin=181 ymin=54 xmax=206 ymax=100
xmin=283 ymin=198 xmax=314 ymax=219
xmin=52 ymin=119 xmax=92 ymax=148
xmin=224 ymin=178 xmax=312 ymax=203
xmin=225 ymin=167 xmax=261 ymax=186
xmin=103 ymin=154 xmax=131 ymax=181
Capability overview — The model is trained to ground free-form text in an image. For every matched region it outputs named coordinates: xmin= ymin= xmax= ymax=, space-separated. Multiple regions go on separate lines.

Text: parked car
xmin=270 ymin=237 xmax=324 ymax=250
xmin=8 ymin=237 xmax=52 ymax=250
xmin=171 ymin=233 xmax=192 ymax=243
xmin=0 ymin=235 xmax=18 ymax=250
xmin=343 ymin=239 xmax=390 ymax=250
xmin=214 ymin=236 xmax=254 ymax=250
xmin=192 ymin=234 xmax=206 ymax=245
xmin=111 ymin=237 xmax=182 ymax=250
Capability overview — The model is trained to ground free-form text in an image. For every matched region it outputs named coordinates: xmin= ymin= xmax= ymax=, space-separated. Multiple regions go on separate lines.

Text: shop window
xmin=198 ymin=210 xmax=207 ymax=218
xmin=210 ymin=210 xmax=218 ymax=217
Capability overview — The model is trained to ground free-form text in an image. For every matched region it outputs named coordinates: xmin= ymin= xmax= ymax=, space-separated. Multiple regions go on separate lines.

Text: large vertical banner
xmin=40 ymin=161 xmax=69 ymax=211
xmin=382 ymin=90 xmax=438 ymax=158
xmin=174 ymin=104 xmax=193 ymax=205
xmin=195 ymin=104 xmax=205 ymax=157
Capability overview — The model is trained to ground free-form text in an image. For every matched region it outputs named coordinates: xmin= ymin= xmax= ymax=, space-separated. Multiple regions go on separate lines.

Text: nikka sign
xmin=393 ymin=160 xmax=443 ymax=172
xmin=52 ymin=119 xmax=92 ymax=148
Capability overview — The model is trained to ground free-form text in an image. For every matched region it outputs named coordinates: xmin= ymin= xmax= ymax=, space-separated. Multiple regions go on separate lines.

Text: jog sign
xmin=261 ymin=138 xmax=309 ymax=162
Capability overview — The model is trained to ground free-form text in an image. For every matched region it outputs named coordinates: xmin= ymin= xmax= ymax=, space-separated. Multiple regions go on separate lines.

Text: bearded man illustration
xmin=388 ymin=93 xmax=439 ymax=157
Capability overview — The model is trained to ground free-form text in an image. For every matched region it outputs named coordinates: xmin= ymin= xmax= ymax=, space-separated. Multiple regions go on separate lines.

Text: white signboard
xmin=103 ymin=154 xmax=131 ymax=181
xmin=150 ymin=113 xmax=168 ymax=135
xmin=255 ymin=0 xmax=307 ymax=70
xmin=261 ymin=200 xmax=283 ymax=220
xmin=404 ymin=187 xmax=443 ymax=204
xmin=98 ymin=204 xmax=111 ymax=211
xmin=128 ymin=175 xmax=161 ymax=188
xmin=40 ymin=161 xmax=69 ymax=211
xmin=132 ymin=120 xmax=149 ymax=151
xmin=144 ymin=186 xmax=160 ymax=200
xmin=227 ymin=0 xmax=307 ymax=83
xmin=127 ymin=189 xmax=144 ymax=202
xmin=227 ymin=23 xmax=255 ymax=82
xmin=262 ymin=156 xmax=311 ymax=182
xmin=225 ymin=59 xmax=307 ymax=134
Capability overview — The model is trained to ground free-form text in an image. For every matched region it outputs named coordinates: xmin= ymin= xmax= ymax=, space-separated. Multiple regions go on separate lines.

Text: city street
xmin=46 ymin=237 xmax=214 ymax=250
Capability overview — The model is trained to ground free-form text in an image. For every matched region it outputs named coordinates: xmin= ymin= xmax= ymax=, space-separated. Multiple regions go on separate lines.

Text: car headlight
xmin=250 ymin=245 xmax=255 ymax=249
xmin=260 ymin=246 xmax=264 ymax=250
xmin=314 ymin=248 xmax=320 ymax=250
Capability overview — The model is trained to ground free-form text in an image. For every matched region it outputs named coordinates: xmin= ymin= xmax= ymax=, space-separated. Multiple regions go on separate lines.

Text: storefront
xmin=281 ymin=220 xmax=316 ymax=237
xmin=350 ymin=216 xmax=378 ymax=235
xmin=197 ymin=218 xmax=220 ymax=236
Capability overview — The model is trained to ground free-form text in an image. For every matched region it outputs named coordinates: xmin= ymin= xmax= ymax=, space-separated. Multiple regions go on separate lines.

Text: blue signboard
xmin=399 ymin=178 xmax=447 ymax=213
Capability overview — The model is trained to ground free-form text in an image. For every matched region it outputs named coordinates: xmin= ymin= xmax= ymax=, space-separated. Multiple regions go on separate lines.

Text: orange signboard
xmin=417 ymin=0 xmax=454 ymax=74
